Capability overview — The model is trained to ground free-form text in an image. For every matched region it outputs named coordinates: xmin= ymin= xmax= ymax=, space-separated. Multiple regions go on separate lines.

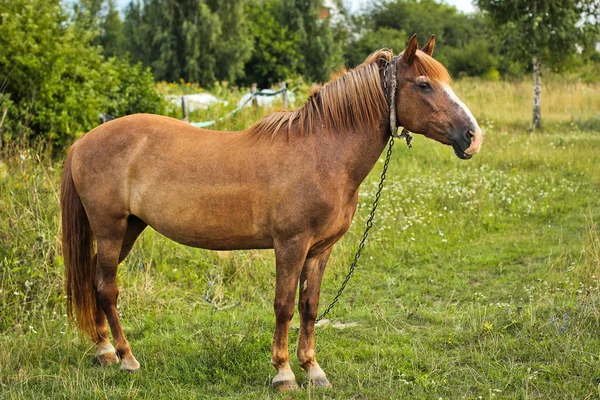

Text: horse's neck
xmin=313 ymin=119 xmax=390 ymax=192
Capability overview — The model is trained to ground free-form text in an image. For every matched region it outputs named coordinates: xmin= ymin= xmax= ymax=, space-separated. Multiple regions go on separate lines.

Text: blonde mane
xmin=248 ymin=48 xmax=450 ymax=138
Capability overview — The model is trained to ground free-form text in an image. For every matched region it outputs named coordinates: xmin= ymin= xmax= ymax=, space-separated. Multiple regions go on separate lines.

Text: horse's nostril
xmin=463 ymin=130 xmax=474 ymax=143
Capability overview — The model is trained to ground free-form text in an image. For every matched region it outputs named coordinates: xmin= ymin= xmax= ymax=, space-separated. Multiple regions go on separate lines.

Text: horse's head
xmin=394 ymin=34 xmax=482 ymax=159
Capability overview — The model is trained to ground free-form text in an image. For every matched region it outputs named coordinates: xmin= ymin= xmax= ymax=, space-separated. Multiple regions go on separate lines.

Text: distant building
xmin=319 ymin=6 xmax=331 ymax=19
xmin=320 ymin=0 xmax=346 ymax=26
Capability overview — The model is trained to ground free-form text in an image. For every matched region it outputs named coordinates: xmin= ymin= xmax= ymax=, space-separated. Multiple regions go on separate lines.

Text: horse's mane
xmin=247 ymin=49 xmax=450 ymax=138
xmin=413 ymin=51 xmax=451 ymax=84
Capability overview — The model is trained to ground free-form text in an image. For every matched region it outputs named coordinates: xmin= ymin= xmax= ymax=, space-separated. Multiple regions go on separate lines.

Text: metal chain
xmin=316 ymin=135 xmax=395 ymax=323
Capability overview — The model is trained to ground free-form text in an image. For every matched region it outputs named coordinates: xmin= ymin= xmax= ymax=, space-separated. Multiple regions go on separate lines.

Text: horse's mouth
xmin=451 ymin=140 xmax=473 ymax=160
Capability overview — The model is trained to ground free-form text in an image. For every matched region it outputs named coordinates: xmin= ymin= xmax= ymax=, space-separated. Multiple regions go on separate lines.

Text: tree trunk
xmin=532 ymin=57 xmax=542 ymax=131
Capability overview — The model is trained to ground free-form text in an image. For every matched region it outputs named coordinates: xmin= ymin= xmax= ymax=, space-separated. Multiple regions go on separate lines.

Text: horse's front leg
xmin=297 ymin=247 xmax=333 ymax=387
xmin=271 ymin=236 xmax=310 ymax=390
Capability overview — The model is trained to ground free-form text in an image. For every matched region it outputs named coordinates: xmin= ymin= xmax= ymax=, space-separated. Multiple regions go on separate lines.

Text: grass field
xmin=1 ymin=78 xmax=600 ymax=399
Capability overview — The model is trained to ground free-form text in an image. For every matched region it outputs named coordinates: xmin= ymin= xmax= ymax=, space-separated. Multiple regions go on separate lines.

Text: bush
xmin=101 ymin=57 xmax=165 ymax=119
xmin=444 ymin=40 xmax=499 ymax=78
xmin=0 ymin=0 xmax=164 ymax=150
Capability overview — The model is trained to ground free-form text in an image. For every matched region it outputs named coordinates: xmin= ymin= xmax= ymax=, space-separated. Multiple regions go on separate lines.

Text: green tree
xmin=73 ymin=0 xmax=104 ymax=29
xmin=99 ymin=0 xmax=126 ymax=57
xmin=123 ymin=0 xmax=254 ymax=86
xmin=344 ymin=27 xmax=407 ymax=67
xmin=279 ymin=0 xmax=344 ymax=82
xmin=475 ymin=0 xmax=600 ymax=130
xmin=151 ymin=0 xmax=221 ymax=84
xmin=101 ymin=57 xmax=165 ymax=117
xmin=124 ymin=1 xmax=154 ymax=66
xmin=73 ymin=0 xmax=126 ymax=58
xmin=206 ymin=0 xmax=254 ymax=83
xmin=352 ymin=0 xmax=497 ymax=77
xmin=1 ymin=0 xmax=104 ymax=146
xmin=244 ymin=0 xmax=303 ymax=86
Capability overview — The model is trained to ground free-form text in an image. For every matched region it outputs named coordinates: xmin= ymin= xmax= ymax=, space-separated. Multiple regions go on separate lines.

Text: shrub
xmin=0 ymin=0 xmax=164 ymax=150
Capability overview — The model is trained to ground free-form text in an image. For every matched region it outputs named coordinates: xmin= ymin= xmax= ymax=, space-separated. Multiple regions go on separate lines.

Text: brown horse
xmin=60 ymin=34 xmax=482 ymax=390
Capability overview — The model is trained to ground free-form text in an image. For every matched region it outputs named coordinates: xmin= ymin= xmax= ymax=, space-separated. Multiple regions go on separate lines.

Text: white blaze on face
xmin=441 ymin=83 xmax=483 ymax=156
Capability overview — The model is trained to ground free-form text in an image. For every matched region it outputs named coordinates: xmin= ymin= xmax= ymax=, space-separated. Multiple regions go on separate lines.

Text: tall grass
xmin=1 ymin=78 xmax=599 ymax=398
xmin=454 ymin=77 xmax=600 ymax=130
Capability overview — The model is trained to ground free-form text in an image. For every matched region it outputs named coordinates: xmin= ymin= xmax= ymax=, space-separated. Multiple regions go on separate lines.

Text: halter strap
xmin=383 ymin=56 xmax=413 ymax=148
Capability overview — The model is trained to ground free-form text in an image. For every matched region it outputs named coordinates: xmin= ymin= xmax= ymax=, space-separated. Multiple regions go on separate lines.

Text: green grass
xmin=1 ymin=80 xmax=600 ymax=399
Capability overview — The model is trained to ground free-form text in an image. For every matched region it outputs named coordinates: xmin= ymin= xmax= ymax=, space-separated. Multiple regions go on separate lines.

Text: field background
xmin=1 ymin=78 xmax=600 ymax=399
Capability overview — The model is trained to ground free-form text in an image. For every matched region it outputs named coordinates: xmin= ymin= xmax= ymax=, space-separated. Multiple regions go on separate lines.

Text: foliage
xmin=475 ymin=0 xmax=600 ymax=72
xmin=122 ymin=0 xmax=252 ymax=86
xmin=0 ymin=0 xmax=104 ymax=147
xmin=475 ymin=0 xmax=600 ymax=129
xmin=72 ymin=0 xmax=104 ymax=29
xmin=99 ymin=0 xmax=127 ymax=58
xmin=444 ymin=40 xmax=499 ymax=79
xmin=0 ymin=0 xmax=164 ymax=149
xmin=344 ymin=27 xmax=408 ymax=67
xmin=243 ymin=0 xmax=303 ymax=87
xmin=279 ymin=0 xmax=344 ymax=82
xmin=206 ymin=0 xmax=254 ymax=84
xmin=348 ymin=0 xmax=499 ymax=77
xmin=121 ymin=0 xmax=342 ymax=86
xmin=101 ymin=57 xmax=166 ymax=118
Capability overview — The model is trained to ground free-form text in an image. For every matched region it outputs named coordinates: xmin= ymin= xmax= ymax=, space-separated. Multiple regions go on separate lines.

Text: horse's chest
xmin=306 ymin=191 xmax=359 ymax=250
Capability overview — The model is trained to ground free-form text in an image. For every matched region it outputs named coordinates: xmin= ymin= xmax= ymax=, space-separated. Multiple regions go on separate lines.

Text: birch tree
xmin=475 ymin=0 xmax=600 ymax=131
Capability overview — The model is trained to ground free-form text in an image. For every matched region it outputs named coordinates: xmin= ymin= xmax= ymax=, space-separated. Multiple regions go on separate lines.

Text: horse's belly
xmin=153 ymin=225 xmax=273 ymax=250
xmin=131 ymin=184 xmax=274 ymax=250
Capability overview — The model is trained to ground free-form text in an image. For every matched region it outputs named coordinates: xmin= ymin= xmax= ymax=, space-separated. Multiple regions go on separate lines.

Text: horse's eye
xmin=418 ymin=82 xmax=431 ymax=90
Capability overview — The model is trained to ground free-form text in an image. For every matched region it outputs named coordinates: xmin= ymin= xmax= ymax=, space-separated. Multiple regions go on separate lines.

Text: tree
xmin=244 ymin=0 xmax=303 ymax=86
xmin=123 ymin=1 xmax=154 ymax=66
xmin=352 ymin=0 xmax=497 ymax=77
xmin=73 ymin=0 xmax=104 ymax=28
xmin=475 ymin=0 xmax=600 ymax=130
xmin=99 ymin=0 xmax=126 ymax=57
xmin=206 ymin=0 xmax=254 ymax=83
xmin=73 ymin=0 xmax=126 ymax=58
xmin=344 ymin=27 xmax=407 ymax=67
xmin=279 ymin=0 xmax=344 ymax=82
xmin=123 ymin=0 xmax=255 ymax=86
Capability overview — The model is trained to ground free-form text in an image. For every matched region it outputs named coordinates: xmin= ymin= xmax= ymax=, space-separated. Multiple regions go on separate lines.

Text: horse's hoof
xmin=311 ymin=376 xmax=331 ymax=388
xmin=273 ymin=379 xmax=300 ymax=391
xmin=96 ymin=342 xmax=119 ymax=366
xmin=120 ymin=355 xmax=140 ymax=372
xmin=97 ymin=351 xmax=120 ymax=366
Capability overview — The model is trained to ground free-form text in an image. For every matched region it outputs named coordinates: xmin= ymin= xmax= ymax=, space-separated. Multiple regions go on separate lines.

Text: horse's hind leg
xmin=94 ymin=219 xmax=140 ymax=371
xmin=297 ymin=248 xmax=332 ymax=388
xmin=118 ymin=216 xmax=147 ymax=263
xmin=94 ymin=216 xmax=146 ymax=366
xmin=93 ymin=252 xmax=119 ymax=366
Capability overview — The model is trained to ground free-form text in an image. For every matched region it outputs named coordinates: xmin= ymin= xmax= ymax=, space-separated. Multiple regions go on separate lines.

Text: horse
xmin=60 ymin=34 xmax=482 ymax=390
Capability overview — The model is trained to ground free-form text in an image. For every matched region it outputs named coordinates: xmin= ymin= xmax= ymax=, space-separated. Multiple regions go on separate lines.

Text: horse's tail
xmin=61 ymin=146 xmax=98 ymax=341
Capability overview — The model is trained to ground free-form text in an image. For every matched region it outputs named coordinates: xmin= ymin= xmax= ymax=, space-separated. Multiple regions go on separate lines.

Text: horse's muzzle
xmin=464 ymin=128 xmax=483 ymax=156
xmin=451 ymin=128 xmax=482 ymax=160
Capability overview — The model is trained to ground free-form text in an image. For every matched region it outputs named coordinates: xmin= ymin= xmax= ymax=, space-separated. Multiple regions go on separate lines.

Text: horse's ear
xmin=403 ymin=34 xmax=418 ymax=64
xmin=421 ymin=34 xmax=435 ymax=57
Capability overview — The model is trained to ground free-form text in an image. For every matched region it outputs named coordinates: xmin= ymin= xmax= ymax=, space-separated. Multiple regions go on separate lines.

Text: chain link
xmin=316 ymin=136 xmax=395 ymax=323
